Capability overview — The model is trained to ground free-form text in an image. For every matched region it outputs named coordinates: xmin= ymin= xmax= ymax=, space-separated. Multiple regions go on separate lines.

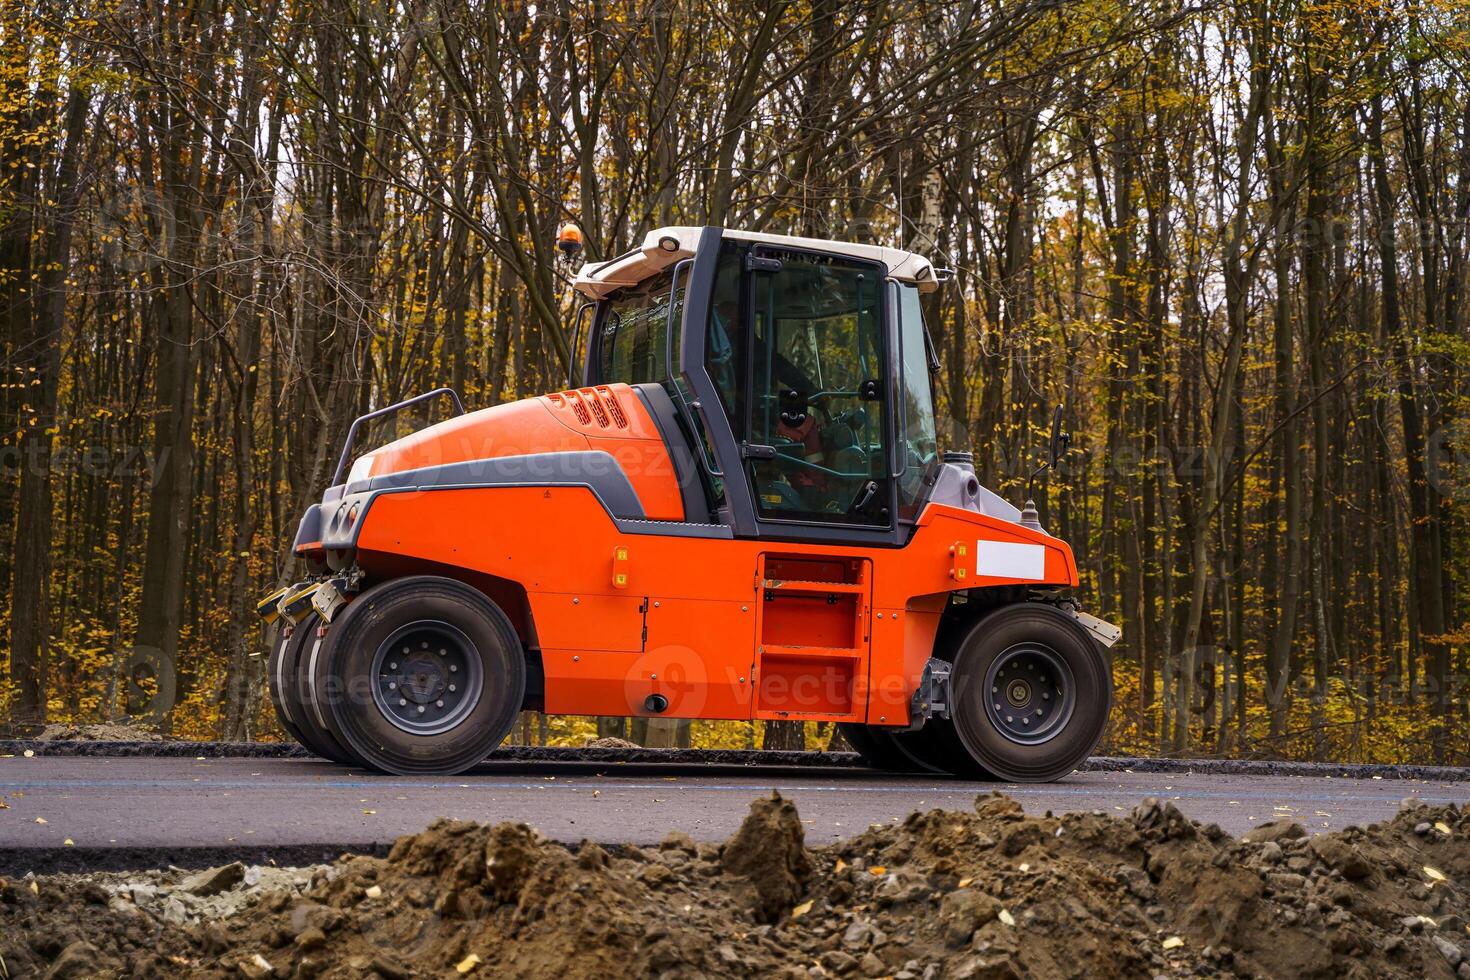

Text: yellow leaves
xmin=1424 ymin=866 xmax=1447 ymax=885
xmin=455 ymin=953 xmax=482 ymax=973
xmin=1162 ymin=936 xmax=1185 ymax=950
xmin=790 ymin=899 xmax=813 ymax=919
xmin=868 ymin=866 xmax=887 ymax=876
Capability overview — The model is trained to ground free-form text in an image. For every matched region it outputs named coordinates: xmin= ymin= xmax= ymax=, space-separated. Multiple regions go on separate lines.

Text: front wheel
xmin=944 ymin=603 xmax=1111 ymax=782
xmin=312 ymin=576 xmax=525 ymax=775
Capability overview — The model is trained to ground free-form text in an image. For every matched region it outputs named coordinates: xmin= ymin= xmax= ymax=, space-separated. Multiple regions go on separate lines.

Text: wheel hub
xmin=371 ymin=621 xmax=483 ymax=736
xmin=983 ymin=643 xmax=1076 ymax=745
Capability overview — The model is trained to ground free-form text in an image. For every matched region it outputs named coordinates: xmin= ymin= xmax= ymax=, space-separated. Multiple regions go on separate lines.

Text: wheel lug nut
xmin=449 ymin=684 xmax=456 ymax=693
xmin=388 ymin=682 xmax=397 ymax=690
xmin=436 ymin=700 xmax=444 ymax=708
xmin=398 ymin=698 xmax=407 ymax=706
xmin=417 ymin=705 xmax=426 ymax=713
xmin=1043 ymin=692 xmax=1050 ymax=700
xmin=449 ymin=665 xmax=458 ymax=673
xmin=390 ymin=662 xmax=398 ymax=669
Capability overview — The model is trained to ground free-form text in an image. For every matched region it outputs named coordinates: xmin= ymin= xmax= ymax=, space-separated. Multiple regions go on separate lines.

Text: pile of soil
xmin=6 ymin=791 xmax=1470 ymax=978
xmin=33 ymin=723 xmax=165 ymax=742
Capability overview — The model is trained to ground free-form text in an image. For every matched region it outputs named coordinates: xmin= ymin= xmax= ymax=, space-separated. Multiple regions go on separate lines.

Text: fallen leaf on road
xmin=957 ymin=877 xmax=973 ymax=888
xmin=1163 ymin=936 xmax=1184 ymax=950
xmin=63 ymin=839 xmax=74 ymax=847
xmin=362 ymin=810 xmax=377 ymax=815
xmin=791 ymin=900 xmax=813 ymax=919
xmin=1435 ymin=822 xmax=1453 ymax=836
xmin=1424 ymin=866 xmax=1447 ymax=883
xmin=364 ymin=885 xmax=382 ymax=899
xmin=455 ymin=953 xmax=481 ymax=973
xmin=868 ymin=866 xmax=887 ymax=876
xmin=34 ymin=817 xmax=46 ymax=825
xmin=998 ymin=909 xmax=1016 ymax=926
xmin=834 ymin=858 xmax=847 ymax=874
xmin=22 ymin=750 xmax=33 ymax=758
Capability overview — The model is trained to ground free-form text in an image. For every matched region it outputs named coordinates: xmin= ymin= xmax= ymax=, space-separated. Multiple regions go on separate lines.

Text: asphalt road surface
xmin=4 ymin=755 xmax=1469 ymax=872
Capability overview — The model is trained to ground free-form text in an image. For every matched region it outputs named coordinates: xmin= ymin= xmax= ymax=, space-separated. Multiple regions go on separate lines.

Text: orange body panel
xmin=353 ymin=483 xmax=1078 ymax=727
xmin=360 ymin=384 xmax=684 ymax=521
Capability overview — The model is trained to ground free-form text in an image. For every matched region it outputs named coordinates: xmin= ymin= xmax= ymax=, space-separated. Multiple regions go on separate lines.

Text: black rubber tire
xmin=946 ymin=603 xmax=1111 ymax=782
xmin=311 ymin=576 xmax=526 ymax=776
xmin=838 ymin=723 xmax=947 ymax=774
xmin=266 ymin=623 xmax=310 ymax=747
xmin=287 ymin=613 xmax=363 ymax=766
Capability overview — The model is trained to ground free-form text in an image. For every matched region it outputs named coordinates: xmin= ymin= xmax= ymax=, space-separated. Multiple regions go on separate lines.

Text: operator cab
xmin=573 ymin=227 xmax=950 ymax=544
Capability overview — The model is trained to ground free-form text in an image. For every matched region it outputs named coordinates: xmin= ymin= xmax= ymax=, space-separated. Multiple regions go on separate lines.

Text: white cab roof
xmin=572 ymin=226 xmax=941 ymax=300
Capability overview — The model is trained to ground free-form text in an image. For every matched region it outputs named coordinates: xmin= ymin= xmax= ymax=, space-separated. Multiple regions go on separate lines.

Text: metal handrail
xmin=331 ymin=387 xmax=466 ymax=487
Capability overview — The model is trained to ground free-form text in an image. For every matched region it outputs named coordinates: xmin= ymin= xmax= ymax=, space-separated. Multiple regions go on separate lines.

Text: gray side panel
xmin=612 ymin=518 xmax=734 ymax=539
xmin=365 ymin=450 xmax=645 ymax=519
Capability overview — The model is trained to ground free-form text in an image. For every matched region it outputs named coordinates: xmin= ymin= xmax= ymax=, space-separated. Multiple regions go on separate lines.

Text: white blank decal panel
xmin=976 ymin=541 xmax=1046 ymax=580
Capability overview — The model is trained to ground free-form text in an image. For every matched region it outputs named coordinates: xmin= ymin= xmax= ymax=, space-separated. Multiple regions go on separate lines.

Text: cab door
xmin=741 ymin=246 xmax=896 ymax=531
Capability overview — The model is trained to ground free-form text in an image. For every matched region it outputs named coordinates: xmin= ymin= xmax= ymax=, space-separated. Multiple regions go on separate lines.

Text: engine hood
xmin=340 ymin=384 xmax=686 ymax=522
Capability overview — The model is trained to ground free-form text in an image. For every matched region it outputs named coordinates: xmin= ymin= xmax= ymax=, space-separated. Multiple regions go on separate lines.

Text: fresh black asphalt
xmin=3 ymin=751 xmax=1468 ymax=874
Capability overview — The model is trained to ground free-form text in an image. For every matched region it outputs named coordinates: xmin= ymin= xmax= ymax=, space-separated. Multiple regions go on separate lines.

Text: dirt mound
xmin=6 ymin=792 xmax=1470 ymax=978
xmin=582 ymin=736 xmax=640 ymax=749
xmin=34 ymin=723 xmax=165 ymax=742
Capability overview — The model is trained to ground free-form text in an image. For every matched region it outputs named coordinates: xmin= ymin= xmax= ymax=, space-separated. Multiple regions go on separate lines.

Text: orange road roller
xmin=262 ymin=226 xmax=1120 ymax=779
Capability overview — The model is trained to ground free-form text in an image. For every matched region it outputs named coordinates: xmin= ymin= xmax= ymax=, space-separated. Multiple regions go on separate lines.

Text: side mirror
xmin=1047 ymin=405 xmax=1070 ymax=468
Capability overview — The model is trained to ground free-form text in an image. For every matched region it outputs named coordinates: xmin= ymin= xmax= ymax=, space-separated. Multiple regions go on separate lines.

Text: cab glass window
xmin=746 ymin=248 xmax=890 ymax=525
xmin=598 ymin=267 xmax=681 ymax=386
xmin=896 ymin=282 xmax=938 ymax=518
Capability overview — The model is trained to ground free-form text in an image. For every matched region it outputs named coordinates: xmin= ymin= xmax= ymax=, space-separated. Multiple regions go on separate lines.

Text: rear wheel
xmin=266 ymin=623 xmax=309 ymax=746
xmin=944 ymin=603 xmax=1110 ymax=782
xmin=312 ymin=576 xmax=525 ymax=775
xmin=282 ymin=613 xmax=361 ymax=765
